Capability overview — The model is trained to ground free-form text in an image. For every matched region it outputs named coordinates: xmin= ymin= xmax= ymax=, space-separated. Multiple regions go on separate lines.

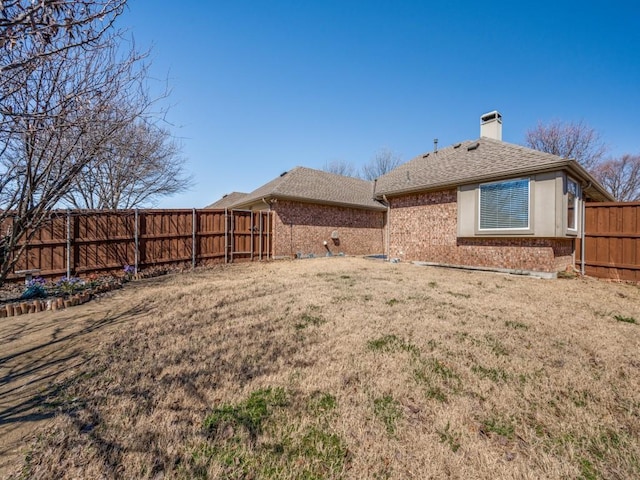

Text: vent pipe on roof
xmin=480 ymin=110 xmax=502 ymax=141
xmin=433 ymin=138 xmax=438 ymax=153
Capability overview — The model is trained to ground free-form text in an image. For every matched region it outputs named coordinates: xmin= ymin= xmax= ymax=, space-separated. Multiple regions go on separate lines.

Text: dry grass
xmin=9 ymin=257 xmax=640 ymax=479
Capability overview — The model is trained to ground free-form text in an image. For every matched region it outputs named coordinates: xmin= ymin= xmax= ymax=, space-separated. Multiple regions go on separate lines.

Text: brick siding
xmin=388 ymin=190 xmax=575 ymax=273
xmin=272 ymin=200 xmax=385 ymax=257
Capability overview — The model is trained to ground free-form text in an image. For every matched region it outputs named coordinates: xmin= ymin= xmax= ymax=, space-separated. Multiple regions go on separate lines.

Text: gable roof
xmin=232 ymin=166 xmax=386 ymax=211
xmin=205 ymin=192 xmax=248 ymax=209
xmin=374 ymin=138 xmax=613 ymax=201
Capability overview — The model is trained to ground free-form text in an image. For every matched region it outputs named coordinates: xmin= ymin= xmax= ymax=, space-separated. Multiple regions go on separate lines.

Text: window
xmin=479 ymin=178 xmax=529 ymax=230
xmin=567 ymin=178 xmax=579 ymax=231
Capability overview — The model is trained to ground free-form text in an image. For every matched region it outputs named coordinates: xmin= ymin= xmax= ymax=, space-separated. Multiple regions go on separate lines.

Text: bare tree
xmin=593 ymin=154 xmax=640 ymax=202
xmin=323 ymin=159 xmax=359 ymax=178
xmin=0 ymin=15 xmax=154 ymax=283
xmin=64 ymin=121 xmax=192 ymax=209
xmin=525 ymin=120 xmax=607 ymax=171
xmin=361 ymin=148 xmax=402 ymax=180
xmin=0 ymin=0 xmax=126 ymax=74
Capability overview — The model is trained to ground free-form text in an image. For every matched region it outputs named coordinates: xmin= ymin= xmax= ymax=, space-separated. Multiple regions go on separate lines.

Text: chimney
xmin=480 ymin=110 xmax=502 ymax=141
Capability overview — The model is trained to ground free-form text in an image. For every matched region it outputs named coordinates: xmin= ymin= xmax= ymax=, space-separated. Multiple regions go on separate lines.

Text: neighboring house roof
xmin=205 ymin=192 xmax=248 ymax=209
xmin=232 ymin=166 xmax=386 ymax=211
xmin=374 ymin=138 xmax=614 ymax=201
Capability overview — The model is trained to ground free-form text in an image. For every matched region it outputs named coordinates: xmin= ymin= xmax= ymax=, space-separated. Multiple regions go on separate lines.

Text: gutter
xmin=261 ymin=198 xmax=272 ymax=259
xmin=580 ymin=185 xmax=590 ymax=276
xmin=235 ymin=194 xmax=386 ymax=212
xmin=378 ymin=195 xmax=391 ymax=261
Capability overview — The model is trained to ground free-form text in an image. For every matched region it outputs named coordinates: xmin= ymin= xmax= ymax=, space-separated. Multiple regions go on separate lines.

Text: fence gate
xmin=225 ymin=209 xmax=272 ymax=263
xmin=576 ymin=202 xmax=640 ymax=282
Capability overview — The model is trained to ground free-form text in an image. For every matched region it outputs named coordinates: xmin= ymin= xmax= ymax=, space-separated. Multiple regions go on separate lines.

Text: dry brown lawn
xmin=1 ymin=257 xmax=639 ymax=479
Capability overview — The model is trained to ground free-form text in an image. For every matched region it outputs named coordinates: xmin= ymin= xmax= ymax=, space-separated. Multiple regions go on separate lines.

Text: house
xmin=373 ymin=111 xmax=613 ymax=273
xmin=211 ymin=111 xmax=613 ymax=274
xmin=220 ymin=167 xmax=387 ymax=258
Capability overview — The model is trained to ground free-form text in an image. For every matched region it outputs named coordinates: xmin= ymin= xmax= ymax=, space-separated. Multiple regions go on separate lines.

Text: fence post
xmin=66 ymin=210 xmax=71 ymax=278
xmin=134 ymin=209 xmax=139 ymax=274
xmin=259 ymin=212 xmax=263 ymax=261
xmin=192 ymin=208 xmax=196 ymax=270
xmin=250 ymin=211 xmax=254 ymax=260
xmin=230 ymin=211 xmax=235 ymax=263
xmin=224 ymin=208 xmax=228 ymax=264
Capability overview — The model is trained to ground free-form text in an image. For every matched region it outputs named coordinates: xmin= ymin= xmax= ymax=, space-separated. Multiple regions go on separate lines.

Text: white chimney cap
xmin=480 ymin=110 xmax=502 ymax=141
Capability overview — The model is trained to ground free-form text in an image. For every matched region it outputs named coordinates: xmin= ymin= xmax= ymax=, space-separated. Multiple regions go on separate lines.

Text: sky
xmin=120 ymin=1 xmax=640 ymax=208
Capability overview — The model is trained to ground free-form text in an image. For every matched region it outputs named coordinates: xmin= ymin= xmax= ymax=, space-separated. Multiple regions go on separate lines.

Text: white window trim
xmin=566 ymin=177 xmax=579 ymax=232
xmin=478 ymin=177 xmax=531 ymax=232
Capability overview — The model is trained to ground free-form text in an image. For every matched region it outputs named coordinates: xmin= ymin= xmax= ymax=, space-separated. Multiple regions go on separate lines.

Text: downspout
xmin=261 ymin=198 xmax=271 ymax=259
xmin=382 ymin=195 xmax=391 ymax=261
xmin=580 ymin=184 xmax=590 ymax=276
xmin=373 ymin=178 xmax=391 ymax=261
xmin=581 ymin=199 xmax=586 ymax=275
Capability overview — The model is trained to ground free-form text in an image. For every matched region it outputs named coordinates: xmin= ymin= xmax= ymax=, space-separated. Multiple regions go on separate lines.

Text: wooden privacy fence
xmin=6 ymin=209 xmax=272 ymax=282
xmin=576 ymin=202 xmax=640 ymax=282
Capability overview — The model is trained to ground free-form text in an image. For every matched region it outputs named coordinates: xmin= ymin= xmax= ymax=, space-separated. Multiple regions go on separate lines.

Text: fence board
xmin=578 ymin=202 xmax=640 ymax=282
xmin=5 ymin=209 xmax=271 ymax=283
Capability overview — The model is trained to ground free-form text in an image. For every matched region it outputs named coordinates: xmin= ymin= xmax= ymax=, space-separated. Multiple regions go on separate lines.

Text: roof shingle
xmin=374 ymin=138 xmax=612 ymax=201
xmin=231 ymin=167 xmax=386 ymax=210
xmin=205 ymin=192 xmax=249 ymax=209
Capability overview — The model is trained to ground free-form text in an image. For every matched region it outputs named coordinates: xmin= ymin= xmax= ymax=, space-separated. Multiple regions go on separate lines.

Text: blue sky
xmin=122 ymin=1 xmax=640 ymax=208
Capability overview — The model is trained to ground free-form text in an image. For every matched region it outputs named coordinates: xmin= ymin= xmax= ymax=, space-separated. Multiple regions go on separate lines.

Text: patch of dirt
xmin=0 ymin=278 xmax=163 ymax=478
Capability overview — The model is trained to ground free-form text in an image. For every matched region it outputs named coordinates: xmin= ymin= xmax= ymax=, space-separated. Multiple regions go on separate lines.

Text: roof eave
xmin=234 ymin=194 xmax=386 ymax=211
xmin=375 ymin=161 xmax=614 ymax=201
xmin=565 ymin=161 xmax=615 ymax=201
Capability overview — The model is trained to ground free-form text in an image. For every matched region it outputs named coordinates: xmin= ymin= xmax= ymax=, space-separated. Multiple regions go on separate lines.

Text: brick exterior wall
xmin=272 ymin=200 xmax=385 ymax=258
xmin=388 ymin=190 xmax=575 ymax=273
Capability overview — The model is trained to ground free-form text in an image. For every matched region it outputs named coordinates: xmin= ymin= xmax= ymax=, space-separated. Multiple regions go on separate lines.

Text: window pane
xmin=480 ymin=179 xmax=529 ymax=229
xmin=567 ymin=179 xmax=577 ymax=230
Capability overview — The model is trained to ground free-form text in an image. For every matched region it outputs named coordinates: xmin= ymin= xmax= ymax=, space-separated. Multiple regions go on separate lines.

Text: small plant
xmin=367 ymin=334 xmax=419 ymax=356
xmin=203 ymin=387 xmax=287 ymax=441
xmin=413 ymin=357 xmax=461 ymax=402
xmin=557 ymin=270 xmax=578 ymax=279
xmin=578 ymin=457 xmax=599 ymax=480
xmin=27 ymin=276 xmax=46 ymax=288
xmin=472 ymin=364 xmax=509 ymax=383
xmin=123 ymin=264 xmax=135 ymax=280
xmin=85 ymin=273 xmax=100 ymax=289
xmin=482 ymin=416 xmax=515 ymax=439
xmin=428 ymin=281 xmax=438 ymax=288
xmin=373 ymin=395 xmax=402 ymax=435
xmin=21 ymin=276 xmax=47 ymax=299
xmin=295 ymin=313 xmax=326 ymax=329
xmin=505 ymin=320 xmax=529 ymax=330
xmin=436 ymin=421 xmax=461 ymax=452
xmin=56 ymin=276 xmax=85 ymax=295
xmin=299 ymin=426 xmax=348 ymax=470
xmin=613 ymin=314 xmax=637 ymax=324
xmin=308 ymin=392 xmax=337 ymax=416
xmin=447 ymin=291 xmax=471 ymax=299
xmin=386 ymin=298 xmax=399 ymax=306
xmin=485 ymin=334 xmax=509 ymax=356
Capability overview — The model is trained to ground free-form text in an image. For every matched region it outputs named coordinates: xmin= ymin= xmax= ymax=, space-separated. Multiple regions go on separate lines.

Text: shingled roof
xmin=374 ymin=138 xmax=613 ymax=201
xmin=205 ymin=191 xmax=248 ymax=209
xmin=231 ymin=166 xmax=386 ymax=210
